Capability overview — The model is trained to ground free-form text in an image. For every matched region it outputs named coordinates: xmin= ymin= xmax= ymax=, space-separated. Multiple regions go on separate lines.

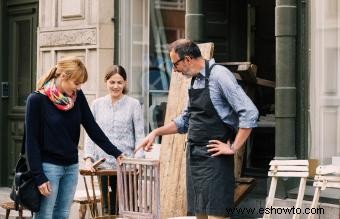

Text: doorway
xmin=0 ymin=0 xmax=38 ymax=186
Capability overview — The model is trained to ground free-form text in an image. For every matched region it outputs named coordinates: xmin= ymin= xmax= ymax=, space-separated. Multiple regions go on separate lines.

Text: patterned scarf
xmin=39 ymin=78 xmax=76 ymax=111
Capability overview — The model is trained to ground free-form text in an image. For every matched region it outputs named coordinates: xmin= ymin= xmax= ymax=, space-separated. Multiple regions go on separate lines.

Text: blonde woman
xmin=84 ymin=65 xmax=144 ymax=214
xmin=25 ymin=57 xmax=123 ymax=219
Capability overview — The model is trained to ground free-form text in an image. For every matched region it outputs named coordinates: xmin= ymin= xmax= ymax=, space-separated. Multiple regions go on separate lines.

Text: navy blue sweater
xmin=25 ymin=90 xmax=122 ymax=186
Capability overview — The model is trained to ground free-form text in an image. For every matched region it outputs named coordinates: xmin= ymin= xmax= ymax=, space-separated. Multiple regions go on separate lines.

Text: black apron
xmin=187 ymin=60 xmax=235 ymax=216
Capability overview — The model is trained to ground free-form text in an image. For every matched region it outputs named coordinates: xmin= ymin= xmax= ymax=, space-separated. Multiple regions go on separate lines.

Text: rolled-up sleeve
xmin=212 ymin=67 xmax=259 ymax=128
xmin=172 ymin=100 xmax=190 ymax=134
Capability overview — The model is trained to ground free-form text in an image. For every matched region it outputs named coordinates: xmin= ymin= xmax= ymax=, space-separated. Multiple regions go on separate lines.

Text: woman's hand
xmin=84 ymin=158 xmax=96 ymax=172
xmin=38 ymin=181 xmax=52 ymax=197
xmin=117 ymin=154 xmax=125 ymax=166
xmin=206 ymin=140 xmax=235 ymax=156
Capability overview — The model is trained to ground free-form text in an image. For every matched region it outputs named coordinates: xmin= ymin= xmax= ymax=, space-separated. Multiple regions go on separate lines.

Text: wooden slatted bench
xmin=263 ymin=160 xmax=309 ymax=219
xmin=308 ymin=165 xmax=340 ymax=219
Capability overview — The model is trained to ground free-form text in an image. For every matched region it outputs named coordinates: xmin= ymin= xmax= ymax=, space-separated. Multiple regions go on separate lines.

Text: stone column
xmin=274 ymin=0 xmax=297 ymax=198
xmin=185 ymin=0 xmax=205 ymax=42
xmin=275 ymin=0 xmax=297 ymax=160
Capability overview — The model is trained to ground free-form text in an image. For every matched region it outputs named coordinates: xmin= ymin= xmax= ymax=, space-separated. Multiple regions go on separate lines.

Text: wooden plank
xmin=314 ymin=175 xmax=340 ymax=182
xmin=143 ymin=165 xmax=147 ymax=212
xmin=233 ymin=73 xmax=275 ymax=88
xmin=154 ymin=163 xmax=160 ymax=217
xmin=316 ymin=165 xmax=340 ymax=175
xmin=307 ymin=188 xmax=321 ymax=219
xmin=293 ymin=177 xmax=307 ymax=219
xmin=219 ymin=61 xmax=275 ymax=88
xmin=234 ymin=142 xmax=246 ymax=179
xmin=313 ymin=181 xmax=340 ymax=189
xmin=234 ymin=180 xmax=256 ymax=206
xmin=235 ymin=177 xmax=255 ymax=184
xmin=133 ymin=164 xmax=138 ymax=212
xmin=121 ymin=157 xmax=159 ymax=165
xmin=268 ymin=172 xmax=309 ymax=177
xmin=256 ymin=78 xmax=275 ymax=88
xmin=159 ymin=43 xmax=214 ymax=219
xmin=79 ymin=169 xmax=117 ymax=176
xmin=219 ymin=61 xmax=251 ymax=66
xmin=128 ymin=166 xmax=133 ymax=211
xmin=138 ymin=164 xmax=142 ymax=213
xmin=264 ymin=177 xmax=278 ymax=219
xmin=269 ymin=160 xmax=309 ymax=166
xmin=123 ymin=165 xmax=128 ymax=211
xmin=237 ymin=64 xmax=257 ymax=85
xmin=269 ymin=166 xmax=309 ymax=171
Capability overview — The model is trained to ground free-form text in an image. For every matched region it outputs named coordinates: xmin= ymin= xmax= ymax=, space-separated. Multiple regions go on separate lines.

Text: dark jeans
xmin=99 ymin=175 xmax=118 ymax=215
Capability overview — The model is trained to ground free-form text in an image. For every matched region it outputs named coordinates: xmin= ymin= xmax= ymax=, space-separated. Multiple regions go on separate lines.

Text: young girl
xmin=25 ymin=57 xmax=123 ymax=219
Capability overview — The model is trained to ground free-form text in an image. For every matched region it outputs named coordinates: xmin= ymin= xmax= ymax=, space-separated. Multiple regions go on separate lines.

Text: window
xmin=118 ymin=0 xmax=185 ymax=135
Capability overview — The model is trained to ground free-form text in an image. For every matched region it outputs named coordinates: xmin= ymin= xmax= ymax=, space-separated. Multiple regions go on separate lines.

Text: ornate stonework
xmin=39 ymin=28 xmax=97 ymax=47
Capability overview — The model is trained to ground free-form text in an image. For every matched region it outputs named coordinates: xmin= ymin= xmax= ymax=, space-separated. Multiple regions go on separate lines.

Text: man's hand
xmin=134 ymin=131 xmax=157 ymax=153
xmin=206 ymin=139 xmax=235 ymax=156
xmin=38 ymin=181 xmax=52 ymax=197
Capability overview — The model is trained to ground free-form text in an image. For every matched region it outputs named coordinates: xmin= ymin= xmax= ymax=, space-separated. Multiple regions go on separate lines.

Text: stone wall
xmin=37 ymin=0 xmax=115 ymax=147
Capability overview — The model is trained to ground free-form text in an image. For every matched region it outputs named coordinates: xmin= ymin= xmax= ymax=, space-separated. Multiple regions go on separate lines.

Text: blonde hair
xmin=36 ymin=57 xmax=88 ymax=90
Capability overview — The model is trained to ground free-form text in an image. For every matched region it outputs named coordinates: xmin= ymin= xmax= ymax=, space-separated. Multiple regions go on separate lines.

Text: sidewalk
xmin=0 ymin=180 xmax=87 ymax=219
xmin=0 ymin=187 xmax=32 ymax=218
xmin=0 ymin=150 xmax=89 ymax=219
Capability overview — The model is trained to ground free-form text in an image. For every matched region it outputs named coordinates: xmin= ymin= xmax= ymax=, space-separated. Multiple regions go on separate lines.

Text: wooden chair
xmin=308 ymin=165 xmax=340 ymax=219
xmin=0 ymin=201 xmax=25 ymax=219
xmin=263 ymin=160 xmax=309 ymax=219
xmin=117 ymin=158 xmax=160 ymax=219
xmin=73 ymin=188 xmax=101 ymax=219
xmin=77 ymin=169 xmax=117 ymax=219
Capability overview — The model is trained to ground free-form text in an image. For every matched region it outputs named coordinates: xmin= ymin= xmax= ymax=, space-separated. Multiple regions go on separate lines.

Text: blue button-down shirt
xmin=173 ymin=59 xmax=259 ymax=134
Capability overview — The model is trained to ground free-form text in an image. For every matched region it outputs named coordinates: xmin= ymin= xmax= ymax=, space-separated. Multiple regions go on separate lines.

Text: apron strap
xmin=190 ymin=60 xmax=218 ymax=88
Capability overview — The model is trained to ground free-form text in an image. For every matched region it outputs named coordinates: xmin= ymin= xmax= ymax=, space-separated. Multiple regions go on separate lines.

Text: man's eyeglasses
xmin=172 ymin=57 xmax=185 ymax=68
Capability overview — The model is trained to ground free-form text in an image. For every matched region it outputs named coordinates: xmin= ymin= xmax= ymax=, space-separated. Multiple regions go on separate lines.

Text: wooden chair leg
xmin=18 ymin=209 xmax=23 ymax=218
xmin=263 ymin=176 xmax=278 ymax=219
xmin=5 ymin=209 xmax=10 ymax=219
xmin=79 ymin=204 xmax=87 ymax=219
xmin=292 ymin=177 xmax=307 ymax=219
xmin=308 ymin=187 xmax=321 ymax=219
